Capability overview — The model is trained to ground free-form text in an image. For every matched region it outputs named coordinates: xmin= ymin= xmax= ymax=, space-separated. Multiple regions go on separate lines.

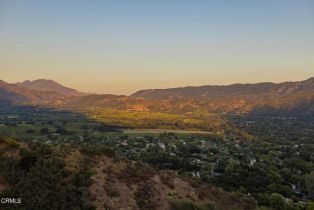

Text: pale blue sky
xmin=0 ymin=0 xmax=313 ymax=94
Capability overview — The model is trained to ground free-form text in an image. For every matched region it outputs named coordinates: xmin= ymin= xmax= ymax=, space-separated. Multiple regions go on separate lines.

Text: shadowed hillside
xmin=0 ymin=138 xmax=256 ymax=210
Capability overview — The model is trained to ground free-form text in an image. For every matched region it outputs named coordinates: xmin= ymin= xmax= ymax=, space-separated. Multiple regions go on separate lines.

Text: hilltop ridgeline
xmin=1 ymin=78 xmax=314 ymax=115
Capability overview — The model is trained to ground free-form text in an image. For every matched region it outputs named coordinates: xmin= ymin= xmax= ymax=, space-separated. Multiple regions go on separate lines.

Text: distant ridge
xmin=1 ymin=77 xmax=314 ymax=116
xmin=131 ymin=77 xmax=314 ymax=100
xmin=16 ymin=79 xmax=88 ymax=97
xmin=129 ymin=77 xmax=314 ymax=115
xmin=0 ymin=80 xmax=62 ymax=103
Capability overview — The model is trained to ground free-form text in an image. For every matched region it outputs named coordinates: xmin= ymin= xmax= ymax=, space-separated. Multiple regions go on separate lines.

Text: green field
xmin=123 ymin=129 xmax=212 ymax=135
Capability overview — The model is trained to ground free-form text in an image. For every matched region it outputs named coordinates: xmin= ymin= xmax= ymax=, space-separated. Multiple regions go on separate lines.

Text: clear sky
xmin=0 ymin=0 xmax=313 ymax=95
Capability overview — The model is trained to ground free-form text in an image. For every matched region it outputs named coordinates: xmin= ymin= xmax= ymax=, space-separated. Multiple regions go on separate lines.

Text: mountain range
xmin=1 ymin=78 xmax=314 ymax=116
xmin=131 ymin=78 xmax=314 ymax=115
xmin=0 ymin=80 xmax=62 ymax=103
xmin=15 ymin=79 xmax=87 ymax=96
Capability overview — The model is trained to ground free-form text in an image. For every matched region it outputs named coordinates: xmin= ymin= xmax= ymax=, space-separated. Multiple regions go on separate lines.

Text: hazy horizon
xmin=1 ymin=0 xmax=313 ymax=94
xmin=1 ymin=76 xmax=313 ymax=96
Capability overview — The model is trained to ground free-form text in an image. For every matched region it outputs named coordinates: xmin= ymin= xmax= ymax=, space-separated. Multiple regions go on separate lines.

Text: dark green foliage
xmin=168 ymin=200 xmax=216 ymax=210
xmin=305 ymin=172 xmax=314 ymax=199
xmin=25 ymin=128 xmax=34 ymax=134
xmin=0 ymin=144 xmax=93 ymax=210
xmin=257 ymin=193 xmax=270 ymax=206
xmin=39 ymin=127 xmax=49 ymax=135
xmin=55 ymin=126 xmax=68 ymax=135
xmin=17 ymin=153 xmax=37 ymax=172
xmin=81 ymin=144 xmax=115 ymax=157
xmin=270 ymin=193 xmax=287 ymax=210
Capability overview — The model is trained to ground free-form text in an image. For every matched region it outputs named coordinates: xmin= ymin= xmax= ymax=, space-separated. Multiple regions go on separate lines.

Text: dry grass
xmin=84 ymin=154 xmax=256 ymax=210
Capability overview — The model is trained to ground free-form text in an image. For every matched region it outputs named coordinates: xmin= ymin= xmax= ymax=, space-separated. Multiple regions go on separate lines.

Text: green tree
xmin=268 ymin=170 xmax=282 ymax=183
xmin=270 ymin=193 xmax=287 ymax=210
xmin=305 ymin=172 xmax=314 ymax=199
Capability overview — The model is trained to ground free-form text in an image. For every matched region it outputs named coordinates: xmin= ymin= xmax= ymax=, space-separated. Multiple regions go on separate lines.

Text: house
xmin=121 ymin=140 xmax=128 ymax=146
xmin=158 ymin=142 xmax=166 ymax=150
xmin=249 ymin=158 xmax=256 ymax=166
xmin=191 ymin=171 xmax=200 ymax=178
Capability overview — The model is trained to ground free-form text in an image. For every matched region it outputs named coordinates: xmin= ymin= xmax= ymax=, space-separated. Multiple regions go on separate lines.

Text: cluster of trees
xmin=101 ymin=131 xmax=313 ymax=209
xmin=0 ymin=143 xmax=95 ymax=210
xmin=80 ymin=123 xmax=122 ymax=132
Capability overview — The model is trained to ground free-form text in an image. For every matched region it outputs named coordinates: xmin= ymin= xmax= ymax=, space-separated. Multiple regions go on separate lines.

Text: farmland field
xmin=123 ymin=128 xmax=212 ymax=135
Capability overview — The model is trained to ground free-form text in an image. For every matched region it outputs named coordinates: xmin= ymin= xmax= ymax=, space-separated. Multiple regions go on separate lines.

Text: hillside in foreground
xmin=0 ymin=137 xmax=256 ymax=210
